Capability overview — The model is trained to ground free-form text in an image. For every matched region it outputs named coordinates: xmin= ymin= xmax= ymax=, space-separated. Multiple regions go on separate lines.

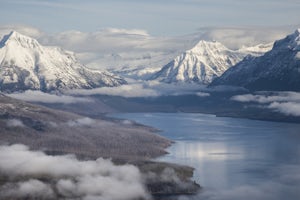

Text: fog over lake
xmin=113 ymin=113 xmax=300 ymax=200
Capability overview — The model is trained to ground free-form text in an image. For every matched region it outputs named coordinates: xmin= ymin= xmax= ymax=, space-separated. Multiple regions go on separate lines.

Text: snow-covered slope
xmin=238 ymin=43 xmax=273 ymax=57
xmin=211 ymin=29 xmax=300 ymax=91
xmin=150 ymin=40 xmax=270 ymax=84
xmin=0 ymin=31 xmax=126 ymax=92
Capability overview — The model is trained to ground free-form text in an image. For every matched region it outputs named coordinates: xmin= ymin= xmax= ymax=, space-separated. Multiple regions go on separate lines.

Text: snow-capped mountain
xmin=150 ymin=40 xmax=271 ymax=84
xmin=210 ymin=29 xmax=300 ymax=91
xmin=0 ymin=31 xmax=126 ymax=92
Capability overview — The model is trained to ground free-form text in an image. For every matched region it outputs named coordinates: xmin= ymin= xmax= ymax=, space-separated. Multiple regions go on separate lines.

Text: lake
xmin=112 ymin=113 xmax=300 ymax=200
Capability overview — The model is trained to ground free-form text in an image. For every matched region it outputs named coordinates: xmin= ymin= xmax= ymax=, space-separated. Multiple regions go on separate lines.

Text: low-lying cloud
xmin=231 ymin=92 xmax=300 ymax=103
xmin=0 ymin=144 xmax=150 ymax=200
xmin=67 ymin=117 xmax=95 ymax=127
xmin=67 ymin=81 xmax=208 ymax=98
xmin=7 ymin=90 xmax=92 ymax=104
xmin=268 ymin=102 xmax=300 ymax=117
xmin=68 ymin=83 xmax=159 ymax=98
xmin=231 ymin=92 xmax=300 ymax=116
xmin=6 ymin=119 xmax=25 ymax=127
xmin=196 ymin=92 xmax=210 ymax=97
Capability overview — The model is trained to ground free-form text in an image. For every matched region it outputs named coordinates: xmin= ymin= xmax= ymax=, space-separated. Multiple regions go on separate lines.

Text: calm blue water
xmin=112 ymin=113 xmax=300 ymax=200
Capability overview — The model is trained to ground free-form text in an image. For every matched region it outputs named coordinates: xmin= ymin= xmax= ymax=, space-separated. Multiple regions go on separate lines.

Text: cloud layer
xmin=67 ymin=81 xmax=205 ymax=98
xmin=7 ymin=90 xmax=92 ymax=104
xmin=0 ymin=144 xmax=150 ymax=200
xmin=2 ymin=25 xmax=294 ymax=74
xmin=231 ymin=92 xmax=300 ymax=116
xmin=6 ymin=119 xmax=25 ymax=127
xmin=199 ymin=27 xmax=292 ymax=49
xmin=1 ymin=0 xmax=300 ymax=36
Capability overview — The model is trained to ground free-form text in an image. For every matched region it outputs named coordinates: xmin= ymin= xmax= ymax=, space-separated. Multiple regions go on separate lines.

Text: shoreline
xmin=0 ymin=94 xmax=201 ymax=199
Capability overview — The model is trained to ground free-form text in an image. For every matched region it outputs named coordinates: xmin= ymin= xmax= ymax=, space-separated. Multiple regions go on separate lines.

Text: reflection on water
xmin=112 ymin=113 xmax=300 ymax=199
xmin=162 ymin=141 xmax=246 ymax=190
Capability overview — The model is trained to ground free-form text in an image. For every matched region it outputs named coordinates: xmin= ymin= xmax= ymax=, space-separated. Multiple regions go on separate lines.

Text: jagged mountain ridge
xmin=210 ymin=29 xmax=300 ymax=91
xmin=150 ymin=40 xmax=271 ymax=84
xmin=0 ymin=31 xmax=126 ymax=92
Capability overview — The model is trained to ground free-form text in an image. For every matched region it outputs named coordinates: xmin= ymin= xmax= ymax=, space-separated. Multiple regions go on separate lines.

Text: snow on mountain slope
xmin=0 ymin=31 xmax=126 ymax=92
xmin=150 ymin=40 xmax=250 ymax=84
xmin=210 ymin=29 xmax=300 ymax=91
xmin=238 ymin=43 xmax=273 ymax=57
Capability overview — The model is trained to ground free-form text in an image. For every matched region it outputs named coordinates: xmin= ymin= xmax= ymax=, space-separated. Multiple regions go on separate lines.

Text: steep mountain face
xmin=211 ymin=29 xmax=300 ymax=91
xmin=150 ymin=40 xmax=270 ymax=84
xmin=0 ymin=31 xmax=126 ymax=92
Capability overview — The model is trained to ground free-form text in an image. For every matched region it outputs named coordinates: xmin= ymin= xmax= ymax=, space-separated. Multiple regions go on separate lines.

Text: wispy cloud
xmin=1 ymin=0 xmax=300 ymax=36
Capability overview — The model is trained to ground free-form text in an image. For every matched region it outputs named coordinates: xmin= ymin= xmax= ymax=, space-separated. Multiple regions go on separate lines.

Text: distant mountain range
xmin=0 ymin=31 xmax=126 ymax=92
xmin=2 ymin=29 xmax=298 ymax=94
xmin=150 ymin=40 xmax=272 ymax=84
xmin=211 ymin=29 xmax=300 ymax=91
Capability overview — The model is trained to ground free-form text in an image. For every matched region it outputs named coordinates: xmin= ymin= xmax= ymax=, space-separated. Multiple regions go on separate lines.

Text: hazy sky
xmin=1 ymin=0 xmax=300 ymax=35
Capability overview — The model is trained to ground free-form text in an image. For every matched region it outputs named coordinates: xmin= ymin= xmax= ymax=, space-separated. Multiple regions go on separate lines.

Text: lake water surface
xmin=112 ymin=113 xmax=300 ymax=200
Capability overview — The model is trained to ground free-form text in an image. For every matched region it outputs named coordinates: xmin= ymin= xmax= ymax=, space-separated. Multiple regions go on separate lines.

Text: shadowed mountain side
xmin=210 ymin=29 xmax=300 ymax=91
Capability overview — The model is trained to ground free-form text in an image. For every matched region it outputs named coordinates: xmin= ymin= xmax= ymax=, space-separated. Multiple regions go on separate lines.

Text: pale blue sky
xmin=1 ymin=0 xmax=300 ymax=35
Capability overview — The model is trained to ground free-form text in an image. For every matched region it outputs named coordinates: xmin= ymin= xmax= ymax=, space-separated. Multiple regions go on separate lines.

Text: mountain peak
xmin=8 ymin=30 xmax=18 ymax=37
xmin=196 ymin=40 xmax=220 ymax=45
xmin=0 ymin=30 xmax=41 ymax=49
xmin=151 ymin=40 xmax=246 ymax=84
xmin=211 ymin=29 xmax=300 ymax=92
xmin=190 ymin=40 xmax=225 ymax=53
xmin=0 ymin=31 xmax=126 ymax=92
xmin=290 ymin=28 xmax=300 ymax=42
xmin=271 ymin=28 xmax=300 ymax=52
xmin=2 ymin=31 xmax=23 ymax=42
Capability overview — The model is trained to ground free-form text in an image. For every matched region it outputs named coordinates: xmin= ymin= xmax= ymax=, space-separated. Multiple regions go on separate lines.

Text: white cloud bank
xmin=0 ymin=144 xmax=150 ymax=200
xmin=67 ymin=117 xmax=95 ymax=127
xmin=7 ymin=90 xmax=92 ymax=104
xmin=199 ymin=26 xmax=294 ymax=50
xmin=67 ymin=81 xmax=207 ymax=98
xmin=231 ymin=92 xmax=300 ymax=116
xmin=268 ymin=102 xmax=300 ymax=117
xmin=6 ymin=119 xmax=25 ymax=127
